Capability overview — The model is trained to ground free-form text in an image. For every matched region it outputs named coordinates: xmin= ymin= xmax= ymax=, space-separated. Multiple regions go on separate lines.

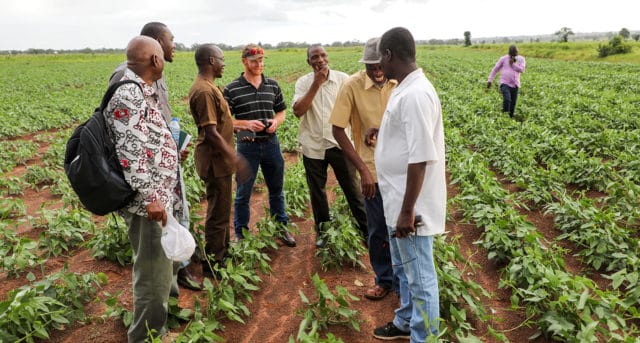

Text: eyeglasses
xmin=242 ymin=47 xmax=264 ymax=58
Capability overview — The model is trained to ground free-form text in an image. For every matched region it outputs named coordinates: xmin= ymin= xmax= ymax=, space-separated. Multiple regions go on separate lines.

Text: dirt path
xmin=0 ymin=135 xmax=542 ymax=343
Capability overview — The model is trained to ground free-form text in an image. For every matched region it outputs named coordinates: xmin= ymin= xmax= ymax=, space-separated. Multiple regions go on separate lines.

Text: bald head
xmin=195 ymin=44 xmax=222 ymax=67
xmin=127 ymin=36 xmax=162 ymax=65
xmin=126 ymin=36 xmax=164 ymax=83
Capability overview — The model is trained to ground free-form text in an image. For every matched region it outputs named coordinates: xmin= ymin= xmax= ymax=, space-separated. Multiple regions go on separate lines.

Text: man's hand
xmin=364 ymin=128 xmax=379 ymax=147
xmin=146 ymin=200 xmax=167 ymax=226
xmin=265 ymin=118 xmax=278 ymax=134
xmin=235 ymin=155 xmax=251 ymax=184
xmin=360 ymin=169 xmax=376 ymax=199
xmin=179 ymin=142 xmax=192 ymax=164
xmin=312 ymin=64 xmax=329 ymax=86
xmin=247 ymin=119 xmax=266 ymax=132
xmin=393 ymin=211 xmax=415 ymax=238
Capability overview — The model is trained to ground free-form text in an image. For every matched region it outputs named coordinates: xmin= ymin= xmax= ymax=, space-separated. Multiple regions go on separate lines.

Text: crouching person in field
xmin=104 ymin=35 xmax=181 ymax=343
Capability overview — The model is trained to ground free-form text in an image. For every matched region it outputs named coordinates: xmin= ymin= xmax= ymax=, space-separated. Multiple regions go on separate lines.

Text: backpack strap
xmin=100 ymin=79 xmax=143 ymax=112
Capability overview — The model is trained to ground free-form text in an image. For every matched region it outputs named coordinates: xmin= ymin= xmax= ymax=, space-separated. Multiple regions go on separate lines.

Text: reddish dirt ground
xmin=1 ymin=140 xmax=569 ymax=343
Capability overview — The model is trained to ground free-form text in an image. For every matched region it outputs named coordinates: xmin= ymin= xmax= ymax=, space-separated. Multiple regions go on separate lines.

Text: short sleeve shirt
xmin=329 ymin=70 xmax=396 ymax=181
xmin=188 ymin=76 xmax=235 ymax=178
xmin=223 ymin=73 xmax=286 ymax=139
xmin=374 ymin=69 xmax=446 ymax=236
xmin=293 ymin=69 xmax=349 ymax=159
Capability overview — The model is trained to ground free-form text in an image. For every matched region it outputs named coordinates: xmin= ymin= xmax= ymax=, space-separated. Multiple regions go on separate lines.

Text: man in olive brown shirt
xmin=188 ymin=44 xmax=248 ymax=277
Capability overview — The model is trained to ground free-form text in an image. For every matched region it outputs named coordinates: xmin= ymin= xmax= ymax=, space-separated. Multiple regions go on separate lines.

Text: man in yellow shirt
xmin=330 ymin=38 xmax=397 ymax=300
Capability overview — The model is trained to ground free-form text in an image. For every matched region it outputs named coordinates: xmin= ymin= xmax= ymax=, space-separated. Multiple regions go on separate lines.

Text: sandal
xmin=364 ymin=284 xmax=390 ymax=300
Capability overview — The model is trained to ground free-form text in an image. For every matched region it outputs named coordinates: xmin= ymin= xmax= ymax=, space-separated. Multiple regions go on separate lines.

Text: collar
xmin=124 ymin=68 xmax=156 ymax=96
xmin=325 ymin=68 xmax=341 ymax=84
xmin=240 ymin=72 xmax=266 ymax=86
xmin=396 ymin=68 xmax=423 ymax=91
xmin=197 ymin=74 xmax=216 ymax=86
xmin=362 ymin=70 xmax=397 ymax=90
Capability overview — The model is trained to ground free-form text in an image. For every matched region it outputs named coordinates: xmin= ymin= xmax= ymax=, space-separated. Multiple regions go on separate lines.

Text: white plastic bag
xmin=161 ymin=212 xmax=196 ymax=262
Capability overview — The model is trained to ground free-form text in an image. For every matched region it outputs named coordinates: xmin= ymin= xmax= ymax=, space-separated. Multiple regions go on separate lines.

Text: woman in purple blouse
xmin=487 ymin=45 xmax=526 ymax=118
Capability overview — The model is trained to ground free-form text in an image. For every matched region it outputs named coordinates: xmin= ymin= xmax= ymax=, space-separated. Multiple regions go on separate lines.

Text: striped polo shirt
xmin=223 ymin=73 xmax=287 ymax=122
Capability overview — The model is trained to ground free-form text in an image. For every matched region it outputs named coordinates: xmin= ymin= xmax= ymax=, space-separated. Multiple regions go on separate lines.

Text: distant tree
xmin=597 ymin=34 xmax=632 ymax=57
xmin=555 ymin=27 xmax=574 ymax=42
xmin=619 ymin=28 xmax=630 ymax=39
xmin=464 ymin=31 xmax=472 ymax=46
xmin=342 ymin=40 xmax=362 ymax=47
xmin=276 ymin=41 xmax=297 ymax=48
xmin=633 ymin=34 xmax=640 ymax=42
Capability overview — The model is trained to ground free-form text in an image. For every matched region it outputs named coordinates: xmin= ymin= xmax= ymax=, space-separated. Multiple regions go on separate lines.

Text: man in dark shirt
xmin=223 ymin=43 xmax=296 ymax=247
xmin=188 ymin=44 xmax=249 ymax=278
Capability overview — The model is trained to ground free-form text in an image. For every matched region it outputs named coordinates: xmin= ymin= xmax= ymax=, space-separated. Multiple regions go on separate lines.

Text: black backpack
xmin=64 ymin=80 xmax=143 ymax=215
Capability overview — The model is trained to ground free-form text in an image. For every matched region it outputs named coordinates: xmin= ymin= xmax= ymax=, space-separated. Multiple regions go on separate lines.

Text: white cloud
xmin=0 ymin=0 xmax=637 ymax=50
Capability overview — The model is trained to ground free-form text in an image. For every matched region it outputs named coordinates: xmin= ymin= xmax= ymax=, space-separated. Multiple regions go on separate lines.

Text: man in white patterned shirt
xmin=110 ymin=22 xmax=201 ymax=294
xmin=104 ymin=35 xmax=179 ymax=343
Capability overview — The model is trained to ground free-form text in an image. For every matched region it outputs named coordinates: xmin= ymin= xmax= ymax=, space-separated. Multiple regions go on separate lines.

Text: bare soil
xmin=0 ymin=140 xmax=566 ymax=343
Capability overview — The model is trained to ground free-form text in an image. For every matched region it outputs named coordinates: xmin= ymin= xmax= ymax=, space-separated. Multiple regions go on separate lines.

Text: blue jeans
xmin=389 ymin=231 xmax=439 ymax=342
xmin=500 ymin=83 xmax=519 ymax=117
xmin=365 ymin=186 xmax=395 ymax=291
xmin=234 ymin=135 xmax=288 ymax=236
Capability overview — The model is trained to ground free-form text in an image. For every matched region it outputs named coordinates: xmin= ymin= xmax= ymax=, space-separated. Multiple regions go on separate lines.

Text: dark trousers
xmin=365 ymin=185 xmax=396 ymax=290
xmin=500 ymin=83 xmax=519 ymax=117
xmin=302 ymin=147 xmax=367 ymax=238
xmin=234 ymin=135 xmax=288 ymax=237
xmin=203 ymin=171 xmax=232 ymax=262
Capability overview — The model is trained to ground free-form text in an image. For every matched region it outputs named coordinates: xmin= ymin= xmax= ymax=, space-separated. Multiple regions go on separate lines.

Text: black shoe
xmin=177 ymin=268 xmax=202 ymax=291
xmin=202 ymin=267 xmax=222 ymax=280
xmin=373 ymin=322 xmax=410 ymax=340
xmin=235 ymin=227 xmax=252 ymax=241
xmin=279 ymin=230 xmax=296 ymax=247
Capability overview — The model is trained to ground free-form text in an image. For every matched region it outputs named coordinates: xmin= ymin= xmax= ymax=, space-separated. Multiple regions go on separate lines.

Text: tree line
xmin=2 ymin=29 xmax=637 ymax=55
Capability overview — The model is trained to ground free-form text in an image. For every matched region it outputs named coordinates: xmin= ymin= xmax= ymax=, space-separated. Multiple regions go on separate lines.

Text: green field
xmin=1 ymin=43 xmax=640 ymax=342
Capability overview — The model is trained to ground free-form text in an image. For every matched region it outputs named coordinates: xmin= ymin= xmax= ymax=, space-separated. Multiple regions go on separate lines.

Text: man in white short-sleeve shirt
xmin=371 ymin=27 xmax=446 ymax=342
xmin=375 ymin=70 xmax=446 ymax=235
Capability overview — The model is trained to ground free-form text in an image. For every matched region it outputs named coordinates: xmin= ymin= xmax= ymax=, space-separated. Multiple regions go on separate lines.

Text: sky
xmin=0 ymin=0 xmax=637 ymax=50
